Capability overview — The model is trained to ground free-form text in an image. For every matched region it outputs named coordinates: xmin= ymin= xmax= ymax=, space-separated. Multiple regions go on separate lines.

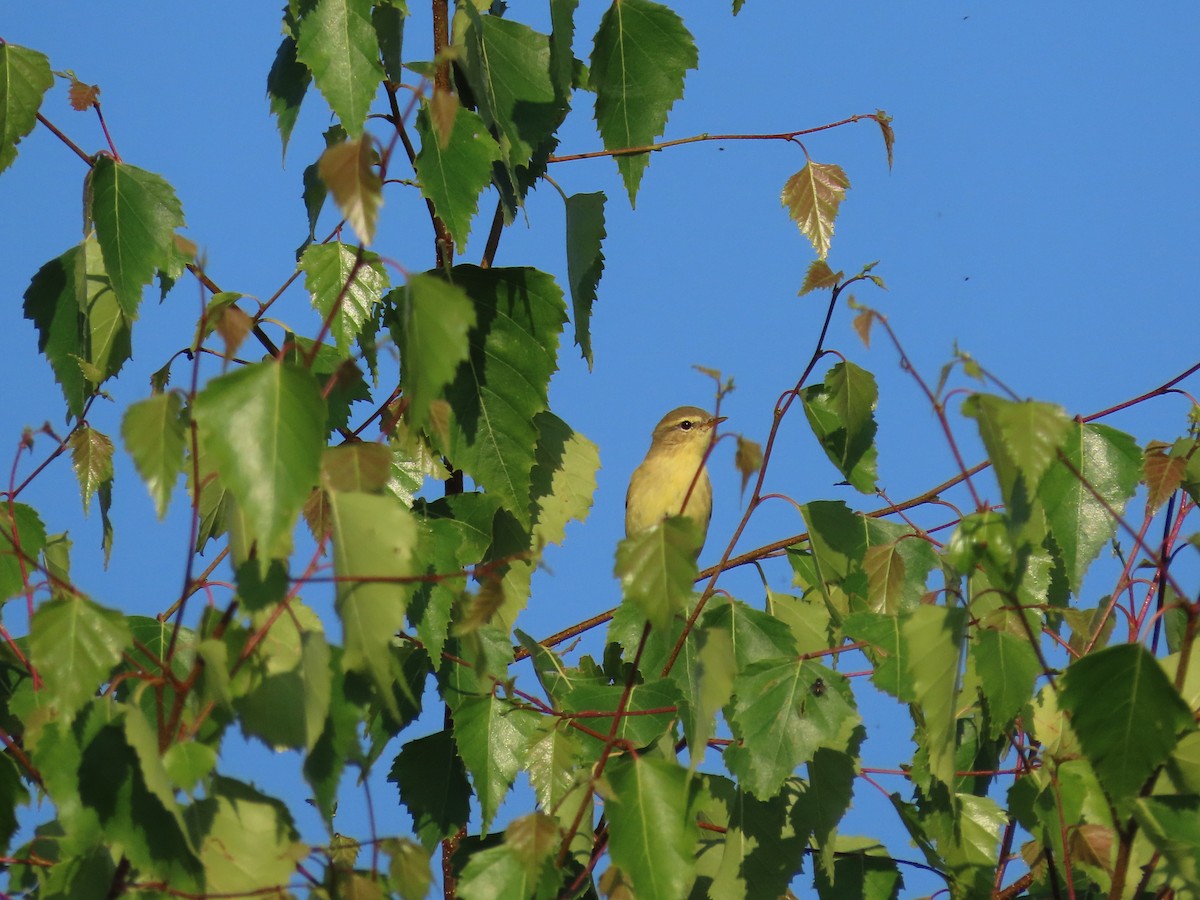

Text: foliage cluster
xmin=1 ymin=2 xmax=1199 ymax=898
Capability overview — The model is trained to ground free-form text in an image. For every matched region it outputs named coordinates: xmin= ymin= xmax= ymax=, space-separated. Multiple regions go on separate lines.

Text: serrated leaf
xmin=435 ymin=266 xmax=567 ymax=526
xmin=317 ymin=136 xmax=383 ymax=244
xmin=235 ymin=602 xmax=331 ymax=753
xmin=385 ymin=272 xmax=475 ymax=434
xmin=193 ymin=361 xmax=326 ymax=557
xmin=799 ymin=259 xmax=840 ymax=295
xmin=295 ymin=0 xmax=383 ymax=136
xmin=1060 ymin=643 xmax=1193 ymax=812
xmin=801 ymin=360 xmax=879 ymax=493
xmin=299 ymin=241 xmax=387 ymax=354
xmin=0 ymin=42 xmax=54 ymax=175
xmin=615 ymin=517 xmax=701 ymax=631
xmin=87 ymin=156 xmax=186 ymax=318
xmin=962 ymin=394 xmax=1072 ymax=495
xmin=452 ymin=693 xmax=540 ymax=835
xmin=725 ymin=659 xmax=859 ymax=798
xmin=590 ymin=0 xmax=697 ymax=206
xmin=530 ymin=411 xmax=598 ymax=546
xmin=606 ymin=756 xmax=700 ymax=899
xmin=23 ymin=237 xmax=133 ymax=419
xmin=30 ymin=596 xmax=130 ymax=719
xmin=331 ymin=491 xmax=417 ymax=720
xmin=68 ymin=426 xmax=114 ymax=515
xmin=903 ymin=605 xmax=966 ymax=788
xmin=972 ymin=629 xmax=1041 ymax=736
xmin=781 ymin=160 xmax=850 ymax=260
xmin=266 ymin=30 xmax=311 ymax=157
xmin=684 ymin=626 xmax=734 ymax=769
xmin=414 ymin=103 xmax=500 ymax=251
xmin=564 ymin=191 xmax=606 ymax=370
xmin=702 ymin=598 xmax=798 ymax=669
xmin=372 ymin=2 xmax=405 ymax=83
xmin=79 ymin=705 xmax=203 ymax=886
xmin=388 ymin=730 xmax=471 ymax=851
xmin=459 ymin=10 xmax=563 ymax=179
xmin=1144 ymin=442 xmax=1187 ymax=514
xmin=185 ymin=776 xmax=307 ymax=892
xmin=1039 ymin=422 xmax=1142 ymax=594
xmin=121 ymin=393 xmax=186 ymax=519
xmin=1134 ymin=795 xmax=1200 ymax=884
xmin=67 ymin=77 xmax=100 ymax=111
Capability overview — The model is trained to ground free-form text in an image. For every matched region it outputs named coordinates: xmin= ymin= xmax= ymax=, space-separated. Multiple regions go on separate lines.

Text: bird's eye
xmin=679 ymin=420 xmax=694 ymax=431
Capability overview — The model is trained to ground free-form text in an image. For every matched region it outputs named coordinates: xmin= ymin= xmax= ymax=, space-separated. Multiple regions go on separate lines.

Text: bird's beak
xmin=711 ymin=416 xmax=728 ymax=428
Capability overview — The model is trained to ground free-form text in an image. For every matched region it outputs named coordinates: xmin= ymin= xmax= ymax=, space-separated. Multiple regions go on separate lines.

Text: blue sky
xmin=2 ymin=2 xmax=1198 ymax=894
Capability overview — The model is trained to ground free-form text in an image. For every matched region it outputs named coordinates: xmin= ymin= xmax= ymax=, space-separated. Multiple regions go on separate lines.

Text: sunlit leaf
xmin=295 ymin=0 xmax=383 ymax=136
xmin=1060 ymin=643 xmax=1193 ymax=812
xmin=384 ymin=272 xmax=475 ymax=434
xmin=68 ymin=426 xmax=114 ymax=516
xmin=452 ymin=693 xmax=541 ymax=835
xmin=299 ymin=241 xmax=387 ymax=353
xmin=317 ymin=136 xmax=383 ymax=244
xmin=23 ymin=237 xmax=132 ymax=419
xmin=193 ymin=361 xmax=325 ymax=557
xmin=87 ymin=156 xmax=186 ymax=318
xmin=121 ymin=393 xmax=186 ymax=519
xmin=590 ymin=0 xmax=697 ymax=206
xmin=781 ymin=160 xmax=850 ymax=260
xmin=801 ymin=360 xmax=878 ymax=493
xmin=0 ymin=42 xmax=54 ymax=175
xmin=615 ymin=517 xmax=701 ymax=631
xmin=606 ymin=756 xmax=700 ymax=898
xmin=414 ymin=102 xmax=500 ymax=251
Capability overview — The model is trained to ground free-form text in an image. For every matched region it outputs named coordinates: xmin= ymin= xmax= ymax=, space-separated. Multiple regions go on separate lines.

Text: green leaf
xmin=564 ymin=191 xmax=606 ymax=370
xmin=0 ymin=42 xmax=54 ymax=175
xmin=702 ymin=598 xmax=798 ymax=669
xmin=331 ymin=490 xmax=418 ymax=720
xmin=235 ymin=602 xmax=332 ymax=752
xmin=294 ymin=0 xmax=382 ymax=136
xmin=0 ymin=752 xmax=28 ymax=853
xmin=972 ymin=629 xmax=1041 ymax=736
xmin=414 ymin=102 xmax=501 ymax=251
xmin=456 ymin=842 xmax=543 ymax=900
xmin=388 ymin=729 xmax=471 ymax=851
xmin=266 ymin=33 xmax=311 ymax=157
xmin=962 ymin=394 xmax=1073 ymax=499
xmin=459 ymin=10 xmax=563 ymax=178
xmin=121 ymin=392 xmax=187 ymax=519
xmin=606 ymin=756 xmax=700 ymax=899
xmin=781 ymin=160 xmax=851 ymax=260
xmin=186 ymin=776 xmax=307 ymax=892
xmin=683 ymin=626 xmax=734 ymax=770
xmin=436 ymin=266 xmax=567 ymax=525
xmin=615 ymin=517 xmax=701 ymax=631
xmin=317 ymin=136 xmax=383 ymax=244
xmin=78 ymin=704 xmax=203 ymax=886
xmin=373 ymin=3 xmax=405 ymax=83
xmin=30 ymin=596 xmax=130 ymax=719
xmin=1060 ymin=643 xmax=1193 ymax=811
xmin=22 ymin=237 xmax=133 ymax=419
xmin=162 ymin=742 xmax=217 ymax=795
xmin=590 ymin=0 xmax=698 ymax=205
xmin=299 ymin=241 xmax=388 ymax=354
xmin=563 ymin=679 xmax=680 ymax=749
xmin=530 ymin=411 xmax=599 ymax=546
xmin=385 ymin=273 xmax=475 ymax=433
xmin=193 ymin=361 xmax=326 ymax=558
xmin=87 ymin=156 xmax=186 ymax=318
xmin=801 ymin=360 xmax=879 ymax=493
xmin=725 ymin=659 xmax=859 ymax=798
xmin=903 ymin=605 xmax=966 ymax=788
xmin=1039 ymin=422 xmax=1142 ymax=594
xmin=0 ymin=502 xmax=46 ymax=601
xmin=68 ymin=426 xmax=114 ymax=516
xmin=813 ymin=834 xmax=903 ymax=898
xmin=452 ymin=693 xmax=541 ymax=835
xmin=1134 ymin=795 xmax=1200 ymax=885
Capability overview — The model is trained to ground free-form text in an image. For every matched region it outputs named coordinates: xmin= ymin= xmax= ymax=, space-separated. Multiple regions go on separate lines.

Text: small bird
xmin=625 ymin=406 xmax=726 ymax=550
